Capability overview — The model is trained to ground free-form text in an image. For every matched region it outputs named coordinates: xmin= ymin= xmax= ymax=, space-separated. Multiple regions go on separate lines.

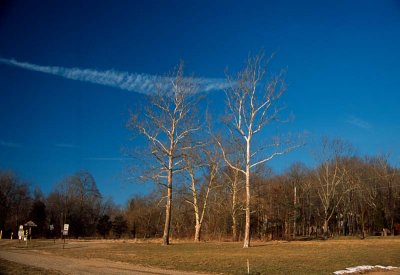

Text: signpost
xmin=63 ymin=224 xmax=69 ymax=249
xmin=63 ymin=224 xmax=69 ymax=235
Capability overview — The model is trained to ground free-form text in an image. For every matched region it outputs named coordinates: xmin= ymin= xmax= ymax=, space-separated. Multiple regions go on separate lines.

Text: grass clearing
xmin=1 ymin=237 xmax=400 ymax=274
xmin=0 ymin=258 xmax=62 ymax=275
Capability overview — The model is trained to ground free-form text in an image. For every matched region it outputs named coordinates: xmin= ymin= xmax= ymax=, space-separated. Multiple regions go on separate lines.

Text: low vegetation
xmin=2 ymin=238 xmax=398 ymax=274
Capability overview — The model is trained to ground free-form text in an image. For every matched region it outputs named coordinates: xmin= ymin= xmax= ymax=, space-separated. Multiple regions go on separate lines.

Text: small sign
xmin=63 ymin=224 xmax=69 ymax=235
xmin=49 ymin=224 xmax=54 ymax=231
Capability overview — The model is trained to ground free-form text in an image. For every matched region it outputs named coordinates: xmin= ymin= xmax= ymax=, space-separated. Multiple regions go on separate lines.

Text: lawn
xmin=1 ymin=237 xmax=400 ymax=274
xmin=0 ymin=258 xmax=62 ymax=275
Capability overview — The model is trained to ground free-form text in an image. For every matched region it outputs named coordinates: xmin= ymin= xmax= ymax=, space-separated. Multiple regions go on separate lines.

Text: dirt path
xmin=0 ymin=250 xmax=211 ymax=275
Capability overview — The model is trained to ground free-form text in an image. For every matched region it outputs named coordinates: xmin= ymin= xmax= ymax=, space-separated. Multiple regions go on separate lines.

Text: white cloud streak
xmin=346 ymin=115 xmax=372 ymax=130
xmin=0 ymin=57 xmax=230 ymax=94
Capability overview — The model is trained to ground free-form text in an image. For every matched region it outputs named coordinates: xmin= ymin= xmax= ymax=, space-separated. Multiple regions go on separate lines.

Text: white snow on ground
xmin=333 ymin=265 xmax=399 ymax=274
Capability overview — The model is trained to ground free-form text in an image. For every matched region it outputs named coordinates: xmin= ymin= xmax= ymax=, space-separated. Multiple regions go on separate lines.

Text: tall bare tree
xmin=218 ymin=53 xmax=297 ymax=248
xmin=222 ymin=164 xmax=244 ymax=241
xmin=340 ymin=157 xmax=375 ymax=238
xmin=218 ymin=136 xmax=245 ymax=241
xmin=285 ymin=162 xmax=310 ymax=238
xmin=370 ymin=155 xmax=398 ymax=235
xmin=314 ymin=138 xmax=354 ymax=238
xmin=183 ymin=146 xmax=219 ymax=242
xmin=127 ymin=64 xmax=199 ymax=245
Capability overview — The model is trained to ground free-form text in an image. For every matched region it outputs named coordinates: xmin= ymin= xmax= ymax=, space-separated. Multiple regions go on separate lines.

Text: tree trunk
xmin=323 ymin=219 xmax=329 ymax=238
xmin=243 ymin=140 xmax=251 ymax=248
xmin=193 ymin=201 xmax=201 ymax=242
xmin=194 ymin=223 xmax=201 ymax=242
xmin=162 ymin=187 xmax=171 ymax=245
xmin=232 ymin=215 xmax=238 ymax=242
xmin=360 ymin=211 xmax=365 ymax=239
xmin=232 ymin=178 xmax=238 ymax=242
xmin=162 ymin=159 xmax=173 ymax=246
xmin=243 ymin=178 xmax=250 ymax=248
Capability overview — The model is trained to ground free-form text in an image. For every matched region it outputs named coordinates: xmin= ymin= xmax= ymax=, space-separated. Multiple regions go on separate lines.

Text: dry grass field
xmin=0 ymin=258 xmax=62 ymax=275
xmin=0 ymin=237 xmax=399 ymax=274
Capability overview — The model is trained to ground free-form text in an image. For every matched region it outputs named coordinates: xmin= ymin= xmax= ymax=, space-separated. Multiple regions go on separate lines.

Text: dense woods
xmin=1 ymin=54 xmax=399 ymax=245
xmin=1 ymin=153 xmax=399 ymax=241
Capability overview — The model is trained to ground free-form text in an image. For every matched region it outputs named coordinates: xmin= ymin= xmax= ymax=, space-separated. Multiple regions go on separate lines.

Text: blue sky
xmin=1 ymin=0 xmax=399 ymax=205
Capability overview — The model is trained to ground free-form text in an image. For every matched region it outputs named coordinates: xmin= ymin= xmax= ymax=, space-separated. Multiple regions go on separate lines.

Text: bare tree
xmin=370 ymin=155 xmax=398 ymax=235
xmin=314 ymin=138 xmax=354 ymax=238
xmin=340 ymin=157 xmax=376 ymax=238
xmin=127 ymin=64 xmax=199 ymax=245
xmin=183 ymin=146 xmax=219 ymax=242
xmin=218 ymin=136 xmax=246 ymax=241
xmin=126 ymin=193 xmax=163 ymax=239
xmin=285 ymin=162 xmax=310 ymax=238
xmin=218 ymin=53 xmax=297 ymax=248
xmin=222 ymin=164 xmax=244 ymax=241
xmin=49 ymin=171 xmax=101 ymax=238
xmin=0 ymin=171 xmax=31 ymax=238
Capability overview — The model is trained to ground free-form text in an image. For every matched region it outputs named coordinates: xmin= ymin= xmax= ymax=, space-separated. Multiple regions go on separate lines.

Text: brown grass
xmin=1 ymin=237 xmax=400 ymax=274
xmin=0 ymin=258 xmax=62 ymax=275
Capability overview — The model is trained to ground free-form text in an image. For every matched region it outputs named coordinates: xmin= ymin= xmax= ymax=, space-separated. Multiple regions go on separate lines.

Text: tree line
xmin=1 ymin=152 xmax=399 ymax=242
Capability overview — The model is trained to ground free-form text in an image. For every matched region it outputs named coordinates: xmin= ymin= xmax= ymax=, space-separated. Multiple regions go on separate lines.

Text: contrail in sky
xmin=0 ymin=57 xmax=230 ymax=94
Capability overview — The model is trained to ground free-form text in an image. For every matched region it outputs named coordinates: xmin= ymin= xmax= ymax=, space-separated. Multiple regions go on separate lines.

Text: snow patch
xmin=334 ymin=265 xmax=398 ymax=274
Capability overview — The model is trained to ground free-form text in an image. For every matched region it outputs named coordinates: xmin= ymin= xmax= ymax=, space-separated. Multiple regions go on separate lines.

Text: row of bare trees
xmin=1 ymin=151 xmax=399 ymax=241
xmin=127 ymin=53 xmax=300 ymax=247
xmin=125 ymin=153 xmax=400 ymax=242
